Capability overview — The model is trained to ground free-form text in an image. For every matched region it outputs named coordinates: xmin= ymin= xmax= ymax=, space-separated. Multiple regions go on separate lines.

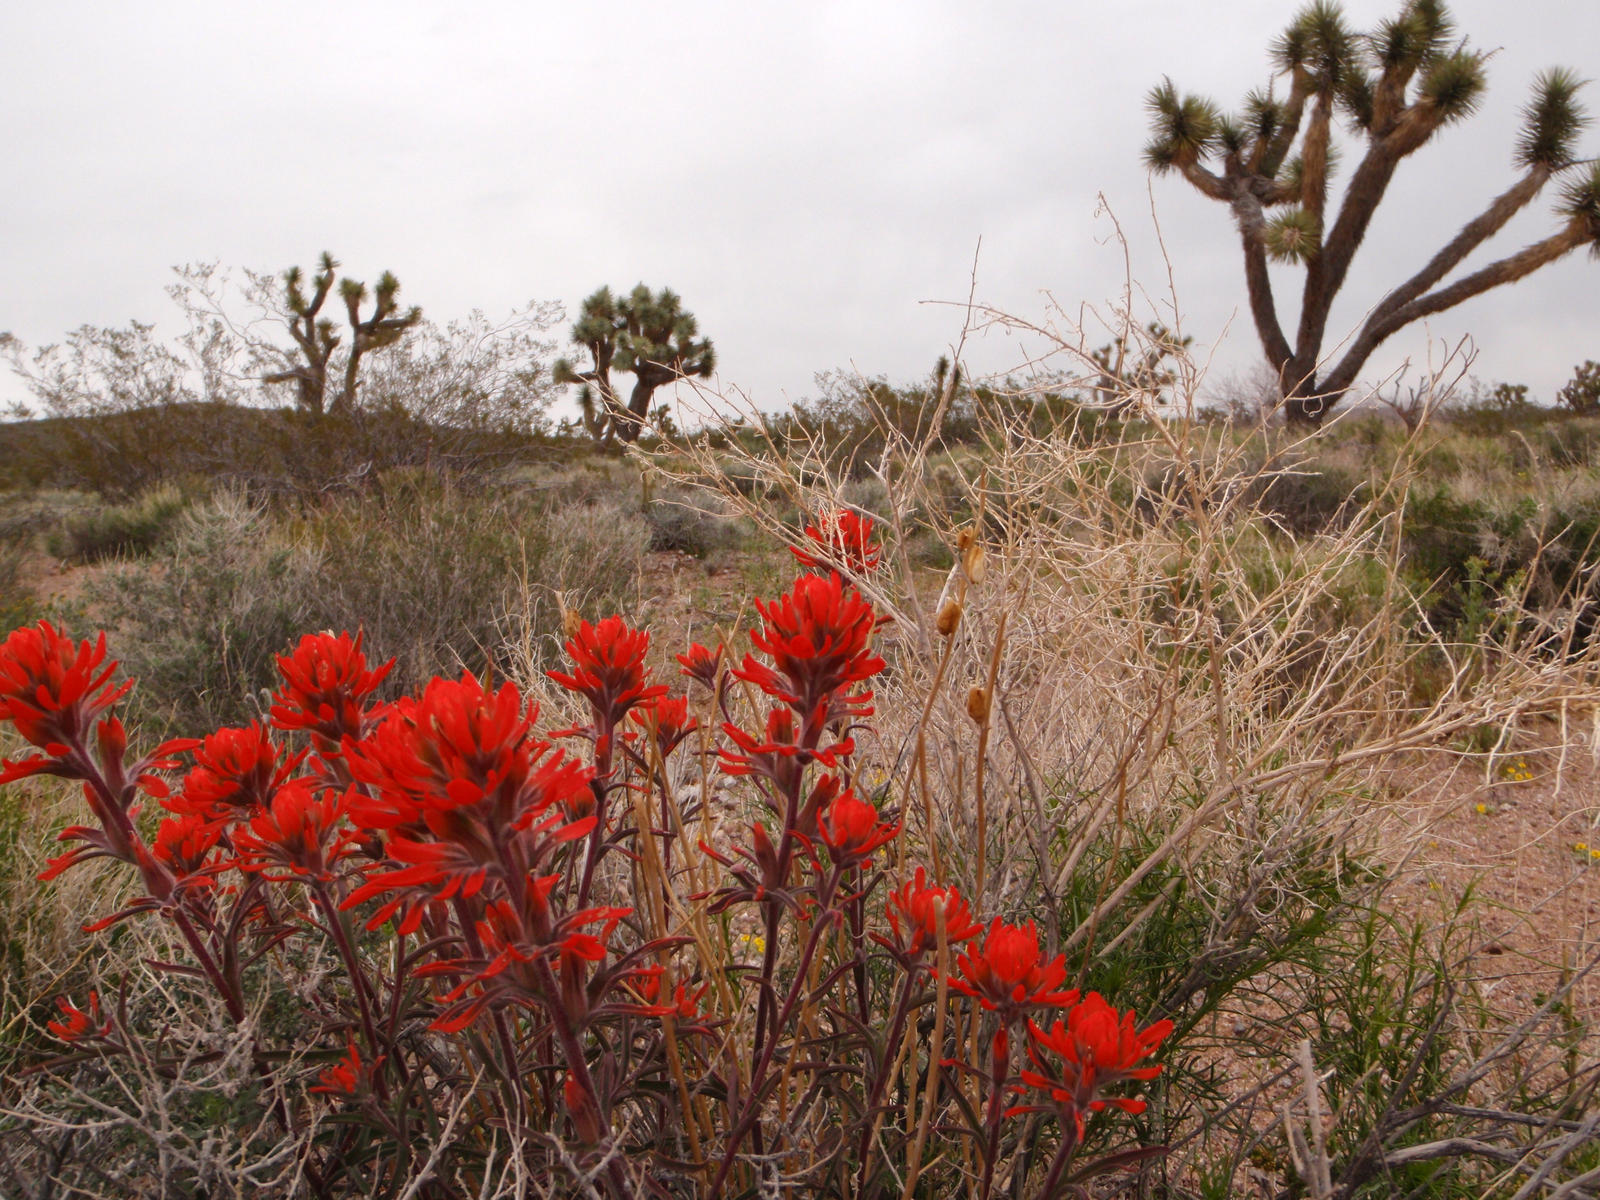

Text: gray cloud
xmin=2 ymin=0 xmax=1596 ymax=413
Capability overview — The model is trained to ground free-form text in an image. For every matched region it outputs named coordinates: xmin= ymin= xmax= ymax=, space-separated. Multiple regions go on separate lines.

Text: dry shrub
xmin=649 ymin=302 xmax=1600 ymax=1195
xmin=85 ymin=475 xmax=648 ymax=731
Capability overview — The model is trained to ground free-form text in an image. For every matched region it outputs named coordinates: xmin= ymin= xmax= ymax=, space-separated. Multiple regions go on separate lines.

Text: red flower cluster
xmin=0 ymin=623 xmax=131 ymax=755
xmin=311 ymin=1040 xmax=371 ymax=1096
xmin=549 ymin=615 xmax=667 ymax=732
xmin=6 ymin=581 xmax=1179 ymax=1184
xmin=47 ymin=991 xmax=109 ymax=1043
xmin=343 ymin=672 xmax=595 ymax=928
xmin=733 ymin=573 xmax=884 ymax=734
xmin=818 ymin=784 xmax=899 ymax=867
xmin=1020 ymin=993 xmax=1173 ymax=1137
xmin=629 ymin=964 xmax=710 ymax=1023
xmin=883 ymin=867 xmax=982 ymax=958
xmin=270 ymin=630 xmax=392 ymax=746
xmin=169 ymin=723 xmax=304 ymax=827
xmin=950 ymin=918 xmax=1078 ymax=1021
xmin=0 ymin=624 xmax=136 ymax=788
xmin=792 ymin=510 xmax=882 ymax=575
xmin=675 ymin=642 xmax=723 ymax=692
xmin=629 ymin=694 xmax=697 ymax=760
xmin=233 ymin=783 xmax=362 ymax=882
xmin=151 ymin=812 xmax=227 ymax=879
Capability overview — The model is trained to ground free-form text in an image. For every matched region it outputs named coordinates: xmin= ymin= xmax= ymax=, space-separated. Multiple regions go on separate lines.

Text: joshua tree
xmin=1147 ymin=0 xmax=1600 ymax=427
xmin=1090 ymin=322 xmax=1193 ymax=415
xmin=553 ymin=285 xmax=715 ymax=445
xmin=1554 ymin=360 xmax=1600 ymax=415
xmin=262 ymin=252 xmax=422 ymax=416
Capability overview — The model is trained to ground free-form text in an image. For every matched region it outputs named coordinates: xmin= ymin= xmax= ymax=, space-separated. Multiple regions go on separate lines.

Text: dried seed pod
xmin=936 ymin=598 xmax=963 ymax=637
xmin=557 ymin=592 xmax=584 ymax=641
xmin=966 ymin=686 xmax=991 ymax=725
xmin=961 ymin=541 xmax=986 ymax=587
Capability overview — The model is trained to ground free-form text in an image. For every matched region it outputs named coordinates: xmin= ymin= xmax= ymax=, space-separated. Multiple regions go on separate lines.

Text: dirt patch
xmin=1391 ymin=724 xmax=1600 ymax=1028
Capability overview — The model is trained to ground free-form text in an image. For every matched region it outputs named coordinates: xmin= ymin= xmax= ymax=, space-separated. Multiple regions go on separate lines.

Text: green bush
xmin=47 ymin=484 xmax=189 ymax=563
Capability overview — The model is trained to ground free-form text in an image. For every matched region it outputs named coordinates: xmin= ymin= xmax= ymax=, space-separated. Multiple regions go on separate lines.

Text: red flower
xmin=0 ymin=622 xmax=130 ymax=758
xmin=733 ymin=573 xmax=884 ymax=731
xmin=792 ymin=509 xmax=882 ymax=575
xmin=950 ymin=918 xmax=1078 ymax=1021
xmin=883 ymin=867 xmax=982 ymax=958
xmin=233 ymin=782 xmax=361 ymax=883
xmin=563 ymin=1071 xmax=603 ymax=1144
xmin=629 ymin=693 xmax=697 ymax=760
xmin=1021 ymin=994 xmax=1173 ymax=1138
xmin=346 ymin=673 xmax=593 ymax=836
xmin=152 ymin=811 xmax=227 ymax=876
xmin=817 ymin=784 xmax=899 ymax=866
xmin=718 ymin=707 xmax=800 ymax=777
xmin=47 ymin=991 xmax=109 ymax=1043
xmin=421 ymin=894 xmax=631 ymax=1032
xmin=628 ymin=965 xmax=711 ymax=1022
xmin=548 ymin=615 xmax=667 ymax=730
xmin=341 ymin=675 xmax=593 ymax=930
xmin=675 ymin=642 xmax=723 ymax=691
xmin=311 ymin=1040 xmax=370 ymax=1096
xmin=270 ymin=631 xmax=393 ymax=745
xmin=62 ymin=813 xmax=226 ymax=932
xmin=169 ymin=723 xmax=304 ymax=827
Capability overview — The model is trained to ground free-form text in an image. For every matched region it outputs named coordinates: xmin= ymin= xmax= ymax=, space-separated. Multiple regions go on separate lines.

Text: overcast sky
xmin=2 ymin=1 xmax=1597 ymax=416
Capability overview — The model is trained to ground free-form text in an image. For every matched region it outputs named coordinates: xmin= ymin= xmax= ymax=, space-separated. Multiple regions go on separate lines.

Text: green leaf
xmin=1516 ymin=68 xmax=1589 ymax=170
xmin=1266 ymin=207 xmax=1322 ymax=263
xmin=1421 ymin=49 xmax=1487 ymax=124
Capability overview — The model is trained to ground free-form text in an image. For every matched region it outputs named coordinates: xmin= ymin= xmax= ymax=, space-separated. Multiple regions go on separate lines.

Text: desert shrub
xmin=1529 ymin=417 xmax=1600 ymax=468
xmin=0 ymin=535 xmax=34 ymax=631
xmin=86 ymin=476 xmax=648 ymax=730
xmin=87 ymin=489 xmax=316 ymax=730
xmin=46 ymin=484 xmax=190 ymax=563
xmin=297 ymin=471 xmax=647 ymax=687
xmin=641 ymin=489 xmax=741 ymax=558
xmin=1256 ymin=462 xmax=1369 ymax=534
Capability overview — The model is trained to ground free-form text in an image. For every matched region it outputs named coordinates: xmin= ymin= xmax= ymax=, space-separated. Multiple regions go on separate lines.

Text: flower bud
xmin=936 ymin=598 xmax=963 ymax=638
xmin=966 ymin=686 xmax=991 ymax=725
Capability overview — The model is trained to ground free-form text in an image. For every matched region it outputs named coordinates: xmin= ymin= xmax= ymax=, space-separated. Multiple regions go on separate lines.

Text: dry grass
xmin=642 ymin=304 xmax=1600 ymax=1196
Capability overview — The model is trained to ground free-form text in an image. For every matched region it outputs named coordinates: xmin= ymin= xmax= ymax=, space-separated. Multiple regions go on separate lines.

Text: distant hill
xmin=0 ymin=403 xmax=576 ymax=496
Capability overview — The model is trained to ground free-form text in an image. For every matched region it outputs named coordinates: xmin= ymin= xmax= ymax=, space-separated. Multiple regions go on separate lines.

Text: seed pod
xmin=557 ymin=592 xmax=584 ymax=641
xmin=936 ymin=598 xmax=963 ymax=637
xmin=961 ymin=541 xmax=986 ymax=587
xmin=966 ymin=686 xmax=991 ymax=725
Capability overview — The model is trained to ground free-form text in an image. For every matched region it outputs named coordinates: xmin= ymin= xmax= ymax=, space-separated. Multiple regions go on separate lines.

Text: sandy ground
xmin=1394 ymin=726 xmax=1600 ymax=1026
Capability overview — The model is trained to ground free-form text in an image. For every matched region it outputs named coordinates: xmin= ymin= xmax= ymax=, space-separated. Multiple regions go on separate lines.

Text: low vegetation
xmin=2 ymin=328 xmax=1597 ymax=1196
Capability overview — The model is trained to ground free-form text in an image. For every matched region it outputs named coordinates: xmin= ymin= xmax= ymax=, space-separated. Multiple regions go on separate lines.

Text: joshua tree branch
xmin=1368 ymin=166 xmax=1553 ymax=329
xmin=1233 ymin=191 xmax=1295 ymax=370
xmin=1261 ymin=69 xmax=1314 ymax=177
xmin=1321 ymin=220 xmax=1590 ymax=396
xmin=1178 ymin=160 xmax=1232 ymax=201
